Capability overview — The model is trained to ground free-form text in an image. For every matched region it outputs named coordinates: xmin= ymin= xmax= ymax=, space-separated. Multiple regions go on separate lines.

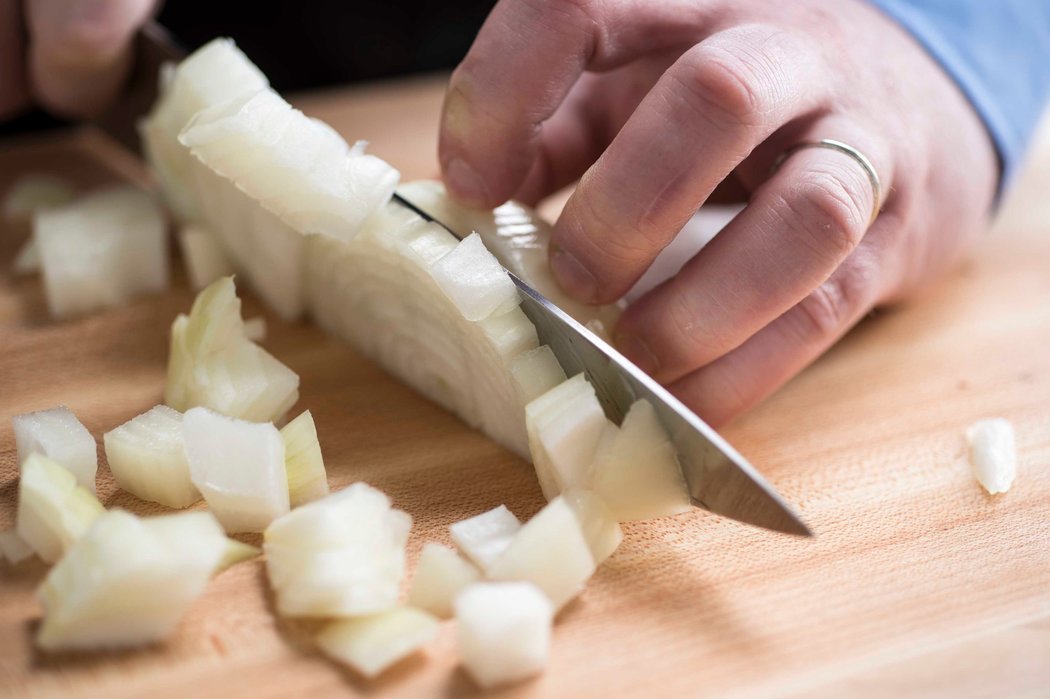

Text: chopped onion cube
xmin=243 ymin=316 xmax=267 ymax=342
xmin=591 ymin=400 xmax=691 ymax=521
xmin=16 ymin=454 xmax=104 ymax=563
xmin=216 ymin=538 xmax=261 ymax=573
xmin=183 ymin=407 xmax=289 ymax=532
xmin=967 ymin=418 xmax=1017 ymax=494
xmin=455 ymin=581 xmax=553 ymax=689
xmin=450 ymin=505 xmax=521 ymax=572
xmin=178 ymin=224 xmax=234 ymax=290
xmin=280 ymin=409 xmax=329 ymax=506
xmin=510 ymin=346 xmax=567 ymax=405
xmin=0 ymin=529 xmax=35 ymax=565
xmin=430 ymin=233 xmax=520 ymax=321
xmin=12 ymin=239 xmax=40 ymax=275
xmin=103 ymin=405 xmax=200 ymax=509
xmin=13 ymin=405 xmax=98 ymax=493
xmin=561 ymin=488 xmax=622 ymax=564
xmin=34 ymin=187 xmax=169 ymax=319
xmin=487 ymin=496 xmax=596 ymax=610
xmin=407 ymin=543 xmax=481 ymax=618
xmin=264 ymin=483 xmax=410 ymax=617
xmin=317 ymin=607 xmax=440 ymax=678
xmin=2 ymin=174 xmax=74 ymax=221
xmin=36 ymin=509 xmax=231 ymax=651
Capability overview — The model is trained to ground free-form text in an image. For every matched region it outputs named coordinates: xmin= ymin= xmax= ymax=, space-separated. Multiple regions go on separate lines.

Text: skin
xmin=439 ymin=0 xmax=998 ymax=425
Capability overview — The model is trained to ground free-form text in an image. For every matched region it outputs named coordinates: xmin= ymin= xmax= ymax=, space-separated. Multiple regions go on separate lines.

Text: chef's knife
xmin=101 ymin=26 xmax=811 ymax=537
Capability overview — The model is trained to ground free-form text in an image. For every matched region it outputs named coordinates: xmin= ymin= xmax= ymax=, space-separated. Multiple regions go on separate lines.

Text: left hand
xmin=437 ymin=0 xmax=998 ymax=425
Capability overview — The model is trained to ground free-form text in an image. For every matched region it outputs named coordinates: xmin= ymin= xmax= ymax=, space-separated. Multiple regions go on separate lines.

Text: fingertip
xmin=441 ymin=156 xmax=492 ymax=209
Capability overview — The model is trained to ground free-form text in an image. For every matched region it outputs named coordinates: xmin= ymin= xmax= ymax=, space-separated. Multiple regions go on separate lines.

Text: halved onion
xmin=279 ymin=409 xmax=329 ymax=507
xmin=449 ymin=504 xmax=521 ymax=573
xmin=183 ymin=407 xmax=289 ymax=533
xmin=455 ymin=581 xmax=553 ymax=690
xmin=407 ymin=543 xmax=481 ymax=619
xmin=103 ymin=405 xmax=200 ymax=509
xmin=13 ymin=405 xmax=98 ymax=493
xmin=317 ymin=607 xmax=440 ymax=678
xmin=16 ymin=454 xmax=104 ymax=563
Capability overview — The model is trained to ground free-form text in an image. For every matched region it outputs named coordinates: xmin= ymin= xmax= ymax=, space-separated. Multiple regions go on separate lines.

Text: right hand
xmin=0 ymin=0 xmax=156 ymax=121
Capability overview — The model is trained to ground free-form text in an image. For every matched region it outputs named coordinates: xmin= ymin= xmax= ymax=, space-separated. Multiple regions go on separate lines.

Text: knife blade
xmin=393 ymin=191 xmax=811 ymax=537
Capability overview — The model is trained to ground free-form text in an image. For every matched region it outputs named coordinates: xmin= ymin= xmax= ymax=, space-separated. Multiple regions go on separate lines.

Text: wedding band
xmin=774 ymin=139 xmax=882 ymax=225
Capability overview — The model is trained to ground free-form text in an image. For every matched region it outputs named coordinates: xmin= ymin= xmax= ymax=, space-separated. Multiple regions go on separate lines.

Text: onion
xmin=103 ymin=405 xmax=200 ymax=509
xmin=13 ymin=405 xmax=98 ymax=494
xmin=16 ymin=454 xmax=104 ymax=564
xmin=165 ymin=276 xmax=299 ymax=422
xmin=279 ymin=409 xmax=330 ymax=506
xmin=33 ymin=187 xmax=169 ymax=319
xmin=407 ymin=543 xmax=481 ymax=618
xmin=561 ymin=488 xmax=622 ymax=565
xmin=449 ymin=504 xmax=521 ymax=572
xmin=243 ymin=317 xmax=267 ymax=342
xmin=967 ymin=418 xmax=1017 ymax=494
xmin=182 ymin=407 xmax=289 ymax=533
xmin=264 ymin=483 xmax=410 ymax=617
xmin=178 ymin=224 xmax=234 ymax=291
xmin=454 ymin=581 xmax=553 ymax=689
xmin=487 ymin=495 xmax=596 ymax=610
xmin=317 ymin=607 xmax=440 ymax=678
xmin=430 ymin=232 xmax=520 ymax=321
xmin=0 ymin=529 xmax=35 ymax=565
xmin=36 ymin=509 xmax=247 ymax=651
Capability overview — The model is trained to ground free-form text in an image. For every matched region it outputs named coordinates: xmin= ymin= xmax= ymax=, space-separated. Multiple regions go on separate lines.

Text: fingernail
xmin=444 ymin=157 xmax=489 ymax=207
xmin=550 ymin=246 xmax=599 ymax=303
xmin=615 ymin=331 xmax=661 ymax=376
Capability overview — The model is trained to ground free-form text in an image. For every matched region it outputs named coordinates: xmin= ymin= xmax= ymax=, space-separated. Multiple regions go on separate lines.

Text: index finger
xmin=439 ymin=0 xmax=711 ymax=208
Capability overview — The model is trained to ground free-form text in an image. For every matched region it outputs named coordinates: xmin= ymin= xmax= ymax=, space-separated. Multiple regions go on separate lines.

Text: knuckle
xmin=794 ymin=263 xmax=874 ymax=339
xmin=662 ymin=290 xmax=728 ymax=363
xmin=676 ymin=44 xmax=773 ymax=127
xmin=786 ymin=168 xmax=869 ymax=261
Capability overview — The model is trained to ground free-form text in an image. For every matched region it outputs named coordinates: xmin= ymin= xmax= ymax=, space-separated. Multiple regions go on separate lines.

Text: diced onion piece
xmin=36 ymin=509 xmax=230 ymax=651
xmin=264 ymin=483 xmax=410 ymax=617
xmin=455 ymin=581 xmax=553 ymax=690
xmin=34 ymin=187 xmax=169 ymax=319
xmin=140 ymin=37 xmax=269 ymax=223
xmin=510 ymin=346 xmax=567 ymax=405
xmin=396 ymin=180 xmax=621 ymax=329
xmin=2 ymin=174 xmax=75 ymax=221
xmin=407 ymin=543 xmax=481 ymax=618
xmin=243 ymin=316 xmax=266 ymax=342
xmin=279 ymin=409 xmax=329 ymax=507
xmin=12 ymin=239 xmax=40 ymax=275
xmin=525 ymin=374 xmax=607 ymax=499
xmin=183 ymin=407 xmax=289 ymax=533
xmin=317 ymin=607 xmax=440 ymax=678
xmin=561 ymin=488 xmax=622 ymax=565
xmin=180 ymin=88 xmax=398 ymax=242
xmin=216 ymin=538 xmax=261 ymax=573
xmin=13 ymin=405 xmax=98 ymax=494
xmin=103 ymin=405 xmax=200 ymax=509
xmin=16 ymin=454 xmax=105 ymax=564
xmin=178 ymin=224 xmax=234 ymax=290
xmin=591 ymin=400 xmax=691 ymax=521
xmin=487 ymin=496 xmax=596 ymax=610
xmin=449 ymin=505 xmax=521 ymax=572
xmin=966 ymin=417 xmax=1017 ymax=495
xmin=430 ymin=233 xmax=520 ymax=321
xmin=0 ymin=529 xmax=35 ymax=565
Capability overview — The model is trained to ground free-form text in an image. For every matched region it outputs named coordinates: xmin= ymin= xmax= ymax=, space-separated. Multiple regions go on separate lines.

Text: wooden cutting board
xmin=1 ymin=76 xmax=1048 ymax=699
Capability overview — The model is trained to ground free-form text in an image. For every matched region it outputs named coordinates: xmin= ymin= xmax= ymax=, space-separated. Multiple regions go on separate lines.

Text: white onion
xmin=264 ymin=483 xmax=410 ymax=617
xmin=561 ymin=488 xmax=622 ymax=564
xmin=279 ymin=409 xmax=330 ymax=507
xmin=13 ymin=405 xmax=98 ymax=493
xmin=455 ymin=581 xmax=553 ymax=689
xmin=430 ymin=232 xmax=520 ymax=321
xmin=0 ymin=528 xmax=35 ymax=565
xmin=317 ymin=607 xmax=440 ymax=678
xmin=487 ymin=495 xmax=596 ymax=610
xmin=34 ymin=187 xmax=169 ymax=319
xmin=103 ymin=405 xmax=200 ymax=509
xmin=449 ymin=504 xmax=521 ymax=572
xmin=16 ymin=454 xmax=104 ymax=563
xmin=242 ymin=316 xmax=267 ymax=342
xmin=967 ymin=418 xmax=1017 ymax=494
xmin=183 ymin=407 xmax=289 ymax=533
xmin=178 ymin=224 xmax=234 ymax=291
xmin=407 ymin=543 xmax=481 ymax=618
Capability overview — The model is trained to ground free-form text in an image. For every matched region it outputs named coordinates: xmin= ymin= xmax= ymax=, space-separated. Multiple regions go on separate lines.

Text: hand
xmin=0 ymin=0 xmax=155 ymax=120
xmin=438 ymin=0 xmax=997 ymax=425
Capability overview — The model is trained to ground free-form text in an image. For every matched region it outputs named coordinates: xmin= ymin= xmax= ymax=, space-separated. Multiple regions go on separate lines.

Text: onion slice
xmin=16 ymin=454 xmax=105 ymax=564
xmin=317 ymin=607 xmax=440 ymax=678
xmin=13 ymin=405 xmax=98 ymax=494
xmin=407 ymin=543 xmax=481 ymax=618
xmin=178 ymin=224 xmax=235 ymax=291
xmin=279 ymin=410 xmax=330 ymax=507
xmin=449 ymin=505 xmax=521 ymax=573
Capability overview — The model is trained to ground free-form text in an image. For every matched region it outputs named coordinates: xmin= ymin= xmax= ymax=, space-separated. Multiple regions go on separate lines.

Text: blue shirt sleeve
xmin=867 ymin=0 xmax=1050 ymax=188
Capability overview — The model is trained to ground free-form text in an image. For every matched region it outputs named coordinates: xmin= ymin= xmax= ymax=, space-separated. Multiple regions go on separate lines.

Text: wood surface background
xmin=1 ymin=76 xmax=1048 ymax=698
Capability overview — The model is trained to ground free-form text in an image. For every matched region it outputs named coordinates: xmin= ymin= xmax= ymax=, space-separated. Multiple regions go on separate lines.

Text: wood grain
xmin=1 ymin=76 xmax=1048 ymax=699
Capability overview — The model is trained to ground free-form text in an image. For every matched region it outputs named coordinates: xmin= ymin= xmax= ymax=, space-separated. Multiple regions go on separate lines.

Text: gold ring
xmin=774 ymin=139 xmax=882 ymax=226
